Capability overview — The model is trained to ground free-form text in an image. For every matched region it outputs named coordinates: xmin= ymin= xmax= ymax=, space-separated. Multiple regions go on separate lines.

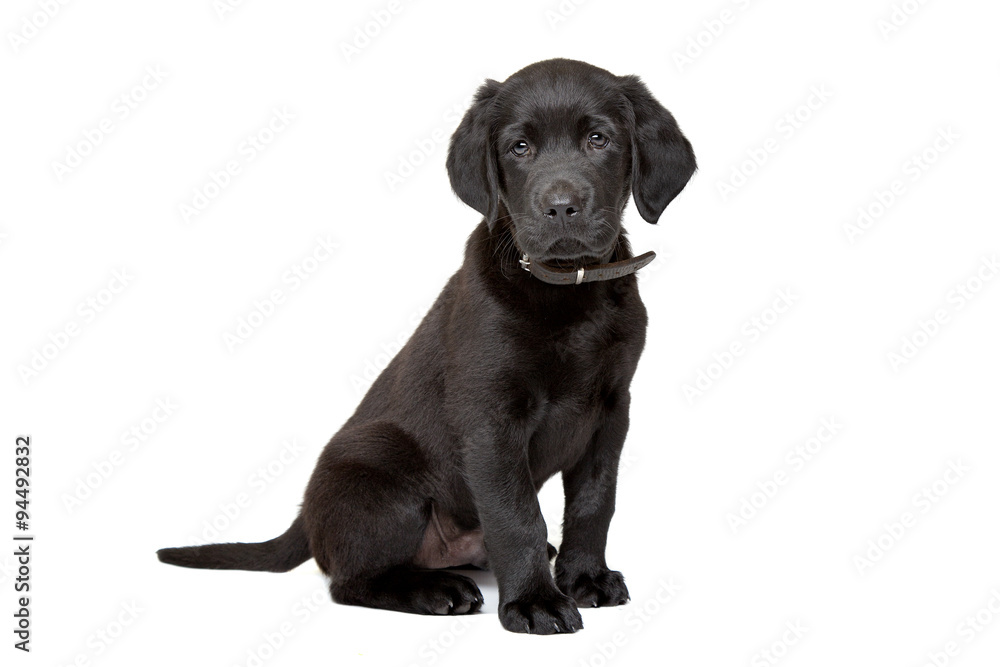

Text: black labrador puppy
xmin=158 ymin=58 xmax=695 ymax=635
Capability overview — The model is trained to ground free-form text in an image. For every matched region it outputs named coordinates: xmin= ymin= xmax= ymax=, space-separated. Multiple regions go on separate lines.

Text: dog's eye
xmin=588 ymin=133 xmax=609 ymax=149
xmin=511 ymin=141 xmax=530 ymax=157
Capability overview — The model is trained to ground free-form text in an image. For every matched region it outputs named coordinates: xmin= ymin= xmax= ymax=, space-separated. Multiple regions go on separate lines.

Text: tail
xmin=157 ymin=516 xmax=311 ymax=573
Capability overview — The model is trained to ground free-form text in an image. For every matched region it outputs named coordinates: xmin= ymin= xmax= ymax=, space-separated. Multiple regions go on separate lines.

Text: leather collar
xmin=518 ymin=250 xmax=656 ymax=285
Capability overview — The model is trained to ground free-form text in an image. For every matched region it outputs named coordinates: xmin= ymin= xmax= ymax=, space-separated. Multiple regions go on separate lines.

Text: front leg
xmin=555 ymin=390 xmax=631 ymax=607
xmin=464 ymin=423 xmax=583 ymax=634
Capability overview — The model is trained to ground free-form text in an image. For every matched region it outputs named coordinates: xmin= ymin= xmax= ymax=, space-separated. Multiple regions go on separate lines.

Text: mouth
xmin=534 ymin=238 xmax=613 ymax=266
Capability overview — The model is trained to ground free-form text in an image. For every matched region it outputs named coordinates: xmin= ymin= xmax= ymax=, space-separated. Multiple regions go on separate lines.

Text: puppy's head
xmin=447 ymin=59 xmax=696 ymax=265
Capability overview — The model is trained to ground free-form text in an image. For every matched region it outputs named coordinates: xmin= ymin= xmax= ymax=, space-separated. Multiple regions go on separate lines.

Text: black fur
xmin=157 ymin=58 xmax=695 ymax=635
xmin=157 ymin=516 xmax=309 ymax=572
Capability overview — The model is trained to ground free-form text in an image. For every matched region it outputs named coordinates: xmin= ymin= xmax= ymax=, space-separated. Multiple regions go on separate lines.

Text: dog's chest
xmin=522 ymin=312 xmax=636 ymax=482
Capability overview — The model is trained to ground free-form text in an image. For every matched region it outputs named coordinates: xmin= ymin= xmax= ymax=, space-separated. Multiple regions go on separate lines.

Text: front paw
xmin=556 ymin=567 xmax=630 ymax=608
xmin=499 ymin=588 xmax=583 ymax=634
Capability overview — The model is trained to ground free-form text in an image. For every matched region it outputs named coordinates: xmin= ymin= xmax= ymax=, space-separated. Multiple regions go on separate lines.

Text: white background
xmin=2 ymin=0 xmax=999 ymax=665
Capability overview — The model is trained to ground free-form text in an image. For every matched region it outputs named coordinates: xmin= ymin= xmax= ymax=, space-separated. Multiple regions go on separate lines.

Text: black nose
xmin=542 ymin=191 xmax=582 ymax=224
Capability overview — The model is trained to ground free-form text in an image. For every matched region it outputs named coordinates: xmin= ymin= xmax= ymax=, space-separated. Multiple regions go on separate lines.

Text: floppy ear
xmin=446 ymin=79 xmax=501 ymax=228
xmin=620 ymin=75 xmax=697 ymax=224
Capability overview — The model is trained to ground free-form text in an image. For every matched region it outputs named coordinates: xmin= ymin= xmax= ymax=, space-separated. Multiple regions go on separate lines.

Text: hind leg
xmin=302 ymin=422 xmax=483 ymax=615
xmin=334 ymin=568 xmax=483 ymax=615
